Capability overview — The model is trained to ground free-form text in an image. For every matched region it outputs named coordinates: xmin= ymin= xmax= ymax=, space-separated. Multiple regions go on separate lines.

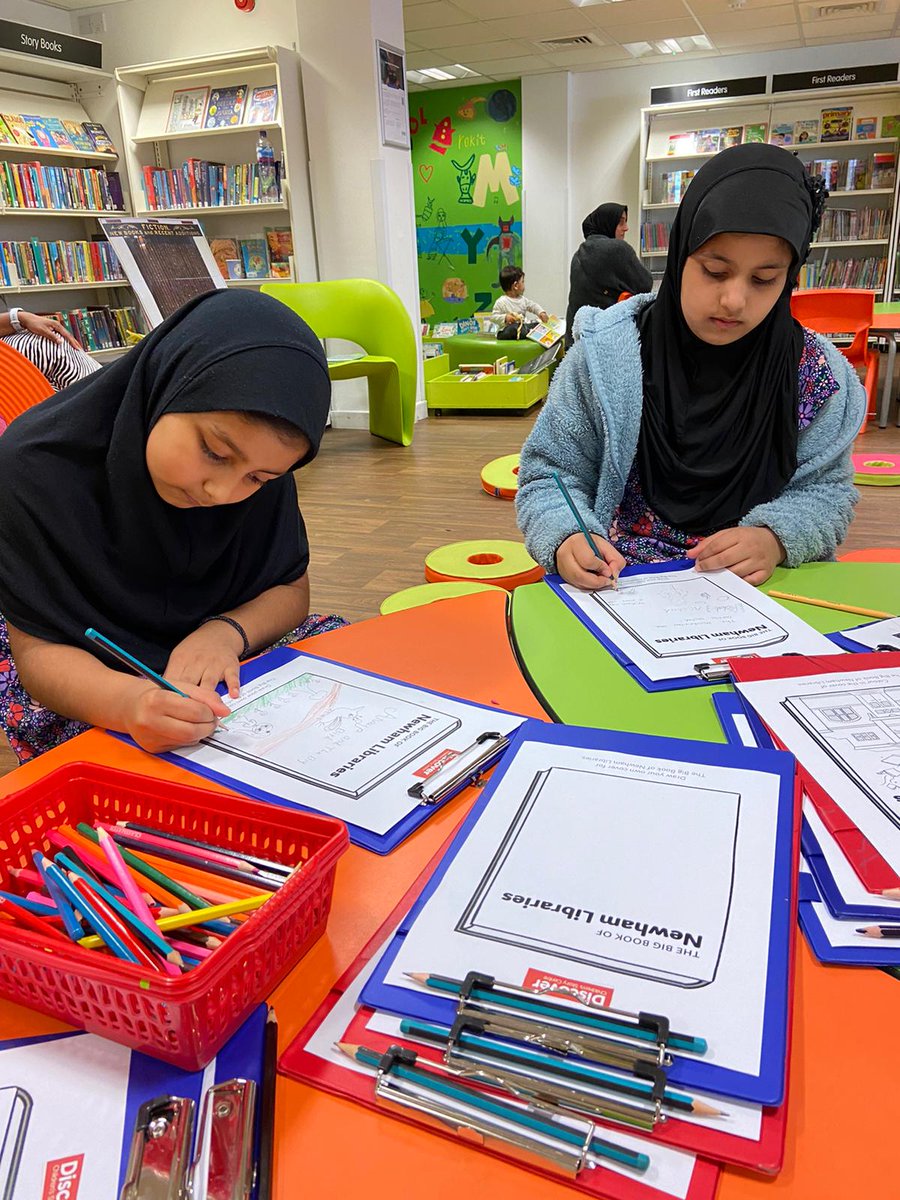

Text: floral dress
xmin=609 ymin=328 xmax=840 ymax=563
xmin=0 ymin=612 xmax=347 ymax=765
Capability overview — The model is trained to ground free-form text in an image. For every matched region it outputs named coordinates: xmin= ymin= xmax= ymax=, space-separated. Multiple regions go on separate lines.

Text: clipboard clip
xmin=693 ymin=661 xmax=734 ymax=683
xmin=120 ymin=1095 xmax=194 ymax=1200
xmin=407 ymin=732 xmax=510 ymax=805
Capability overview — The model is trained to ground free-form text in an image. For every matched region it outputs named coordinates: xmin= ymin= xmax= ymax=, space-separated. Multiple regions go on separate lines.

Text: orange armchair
xmin=0 ymin=339 xmax=53 ymax=430
xmin=790 ymin=288 xmax=878 ymax=428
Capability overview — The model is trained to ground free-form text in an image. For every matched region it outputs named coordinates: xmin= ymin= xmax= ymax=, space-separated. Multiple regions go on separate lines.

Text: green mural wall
xmin=409 ymin=80 xmax=523 ymax=324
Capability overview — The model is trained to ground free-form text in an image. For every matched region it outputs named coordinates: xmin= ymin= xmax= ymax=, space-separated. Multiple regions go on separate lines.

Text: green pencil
xmin=552 ymin=470 xmax=618 ymax=588
xmin=76 ymin=822 xmax=211 ymax=911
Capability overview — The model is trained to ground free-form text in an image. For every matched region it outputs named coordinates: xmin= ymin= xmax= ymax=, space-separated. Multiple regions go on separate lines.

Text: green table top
xmin=874 ymin=302 xmax=900 ymax=315
xmin=510 ymin=562 xmax=899 ymax=741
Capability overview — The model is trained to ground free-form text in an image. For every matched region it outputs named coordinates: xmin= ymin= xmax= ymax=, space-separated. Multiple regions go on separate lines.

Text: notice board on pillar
xmin=410 ymin=79 xmax=523 ymax=324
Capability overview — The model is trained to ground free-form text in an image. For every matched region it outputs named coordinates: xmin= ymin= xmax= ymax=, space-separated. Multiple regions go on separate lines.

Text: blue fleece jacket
xmin=516 ymin=295 xmax=866 ymax=573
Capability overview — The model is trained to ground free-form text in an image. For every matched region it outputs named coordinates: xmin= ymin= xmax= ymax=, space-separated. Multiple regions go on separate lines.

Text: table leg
xmin=878 ymin=334 xmax=897 ymax=428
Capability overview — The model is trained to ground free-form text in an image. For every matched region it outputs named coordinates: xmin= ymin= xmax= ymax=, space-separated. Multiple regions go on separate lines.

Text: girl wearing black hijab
xmin=518 ymin=144 xmax=865 ymax=590
xmin=0 ymin=289 xmax=338 ymax=763
xmin=564 ymin=202 xmax=653 ymax=347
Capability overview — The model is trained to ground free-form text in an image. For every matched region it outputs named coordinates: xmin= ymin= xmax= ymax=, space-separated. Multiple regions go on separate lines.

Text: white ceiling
xmin=404 ymin=0 xmax=900 ymax=86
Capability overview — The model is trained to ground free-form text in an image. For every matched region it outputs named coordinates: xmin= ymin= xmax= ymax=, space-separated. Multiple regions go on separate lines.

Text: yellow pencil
xmin=767 ymin=591 xmax=894 ymax=621
xmin=77 ymin=894 xmax=269 ymax=950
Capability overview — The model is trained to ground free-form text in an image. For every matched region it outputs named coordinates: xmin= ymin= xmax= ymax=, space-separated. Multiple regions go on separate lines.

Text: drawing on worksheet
xmin=206 ymin=670 xmax=462 ymax=799
xmin=783 ymin=686 xmax=900 ymax=830
xmin=589 ymin=573 xmax=789 ymax=660
xmin=456 ymin=765 xmax=739 ymax=988
xmin=0 ymin=1085 xmax=32 ymax=1200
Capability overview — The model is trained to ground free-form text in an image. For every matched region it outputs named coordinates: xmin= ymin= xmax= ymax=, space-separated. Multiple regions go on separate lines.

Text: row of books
xmin=40 ymin=304 xmax=147 ymax=351
xmin=656 ymin=169 xmax=695 ymax=204
xmin=167 ymin=83 xmax=278 ymax=134
xmin=0 ymin=114 xmax=115 ymax=155
xmin=640 ymin=222 xmax=671 ymax=252
xmin=141 ymin=160 xmax=282 ymax=211
xmin=209 ymin=229 xmax=293 ymax=280
xmin=666 ymin=113 xmax=900 ymax=157
xmin=0 ymin=161 xmax=124 ymax=212
xmin=804 ymin=154 xmax=897 ymax=191
xmin=667 ymin=125 xmax=765 ymax=155
xmin=0 ymin=238 xmax=124 ymax=289
xmin=815 ymin=206 xmax=891 ymax=242
xmin=796 ymin=255 xmax=887 ymax=290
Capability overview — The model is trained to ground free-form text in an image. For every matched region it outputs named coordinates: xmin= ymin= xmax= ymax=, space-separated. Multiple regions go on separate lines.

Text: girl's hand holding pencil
xmin=124 ymin=681 xmax=230 ymax=754
xmin=556 ymin=532 xmax=626 ymax=591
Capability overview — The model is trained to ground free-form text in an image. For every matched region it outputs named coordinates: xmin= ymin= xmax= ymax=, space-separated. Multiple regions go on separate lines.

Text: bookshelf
xmin=0 ymin=48 xmax=138 ymax=359
xmin=115 ymin=46 xmax=318 ymax=290
xmin=639 ymin=83 xmax=900 ymax=297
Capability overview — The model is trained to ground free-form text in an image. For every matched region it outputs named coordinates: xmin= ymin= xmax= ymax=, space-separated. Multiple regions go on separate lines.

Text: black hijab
xmin=0 ymin=289 xmax=331 ymax=672
xmin=637 ymin=143 xmax=817 ymax=534
xmin=583 ymin=203 xmax=626 ymax=240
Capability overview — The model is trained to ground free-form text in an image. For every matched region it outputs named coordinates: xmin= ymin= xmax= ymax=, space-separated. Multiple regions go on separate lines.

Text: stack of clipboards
xmin=721 ymin=643 xmax=900 ymax=972
xmin=280 ymin=718 xmax=800 ymax=1197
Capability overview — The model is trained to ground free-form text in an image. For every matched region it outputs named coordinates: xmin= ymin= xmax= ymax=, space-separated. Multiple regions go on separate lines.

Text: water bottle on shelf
xmin=256 ymin=130 xmax=279 ymax=204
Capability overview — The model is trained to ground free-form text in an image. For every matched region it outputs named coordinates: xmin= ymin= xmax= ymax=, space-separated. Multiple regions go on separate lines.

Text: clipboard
xmin=360 ymin=719 xmax=798 ymax=1106
xmin=829 ymin=615 xmax=900 ymax=654
xmin=730 ymin=651 xmax=900 ymax=893
xmin=798 ymin=866 xmax=900 ymax=967
xmin=801 ymin=811 xmax=900 ymax=922
xmin=0 ymin=1005 xmax=266 ymax=1199
xmin=711 ymin=693 xmax=772 ymax=749
xmin=157 ymin=646 xmax=526 ymax=855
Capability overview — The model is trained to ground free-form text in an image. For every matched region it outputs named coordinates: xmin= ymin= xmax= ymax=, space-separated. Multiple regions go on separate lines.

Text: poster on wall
xmin=377 ymin=41 xmax=410 ymax=150
xmin=410 ymin=79 xmax=523 ymax=324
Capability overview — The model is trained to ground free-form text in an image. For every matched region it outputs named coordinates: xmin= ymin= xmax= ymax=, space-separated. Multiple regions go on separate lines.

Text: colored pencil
xmin=102 ymin=824 xmax=258 ymax=873
xmin=76 ymin=823 xmax=211 ymax=911
xmin=256 ymin=1008 xmax=278 ymax=1200
xmin=9 ymin=866 xmax=47 ymax=891
xmin=766 ymin=591 xmax=894 ymax=620
xmin=98 ymin=828 xmax=181 ymax=971
xmin=105 ymin=831 xmax=284 ymax=891
xmin=168 ymin=937 xmax=213 ymax=960
xmin=85 ymin=627 xmax=190 ymax=697
xmin=52 ymin=827 xmax=169 ymax=908
xmin=33 ymin=853 xmax=83 ymax=941
xmin=77 ymin=894 xmax=269 ymax=949
xmin=551 ymin=470 xmax=618 ymax=587
xmin=112 ymin=821 xmax=291 ymax=877
xmin=68 ymin=873 xmax=163 ymax=970
xmin=856 ymin=924 xmax=900 ymax=938
xmin=0 ymin=894 xmax=70 ymax=942
xmin=0 ymin=889 xmax=61 ymax=918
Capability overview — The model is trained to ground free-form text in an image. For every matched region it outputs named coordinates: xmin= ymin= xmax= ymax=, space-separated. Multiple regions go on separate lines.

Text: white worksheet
xmin=804 ymin=798 xmax=900 ymax=910
xmin=176 ymin=654 xmax=523 ymax=835
xmin=0 ymin=1035 xmax=130 ymax=1199
xmin=384 ymin=737 xmax=785 ymax=1078
xmin=557 ymin=566 xmax=838 ymax=682
xmin=843 ymin=615 xmax=900 ymax=652
xmin=738 ymin=666 xmax=900 ymax=873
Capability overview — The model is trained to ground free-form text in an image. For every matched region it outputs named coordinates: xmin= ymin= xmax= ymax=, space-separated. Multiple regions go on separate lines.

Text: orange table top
xmin=0 ymin=589 xmax=896 ymax=1199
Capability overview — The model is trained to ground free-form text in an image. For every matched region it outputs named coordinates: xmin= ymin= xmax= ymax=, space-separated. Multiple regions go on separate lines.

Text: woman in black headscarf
xmin=564 ymin=202 xmax=653 ymax=347
xmin=517 ymin=144 xmax=866 ymax=591
xmin=0 ymin=289 xmax=337 ymax=762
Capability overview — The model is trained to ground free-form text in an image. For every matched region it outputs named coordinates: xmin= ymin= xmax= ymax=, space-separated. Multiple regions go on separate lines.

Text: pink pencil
xmin=168 ymin=937 xmax=214 ymax=959
xmin=100 ymin=823 xmax=256 ymax=874
xmin=97 ymin=828 xmax=181 ymax=977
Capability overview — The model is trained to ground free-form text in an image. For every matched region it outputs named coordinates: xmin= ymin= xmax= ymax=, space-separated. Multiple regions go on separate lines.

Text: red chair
xmin=0 ymin=340 xmax=53 ymax=430
xmin=838 ymin=547 xmax=900 ymax=562
xmin=790 ymin=289 xmax=878 ymax=428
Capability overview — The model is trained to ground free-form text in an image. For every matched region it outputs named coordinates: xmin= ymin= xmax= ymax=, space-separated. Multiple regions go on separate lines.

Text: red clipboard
xmin=279 ymin=845 xmax=786 ymax=1183
xmin=730 ymin=650 xmax=900 ymax=893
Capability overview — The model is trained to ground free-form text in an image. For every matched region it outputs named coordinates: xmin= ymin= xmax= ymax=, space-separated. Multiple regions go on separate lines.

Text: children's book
xmin=41 ymin=117 xmax=74 ymax=149
xmin=695 ymin=128 xmax=721 ymax=154
xmin=820 ymin=107 xmax=852 ymax=143
xmin=1 ymin=114 xmax=37 ymax=147
xmin=880 ymin=114 xmax=900 ymax=139
xmin=204 ymin=84 xmax=248 ymax=129
xmin=744 ymin=123 xmax=767 ymax=144
xmin=209 ymin=236 xmax=239 ymax=279
xmin=769 ymin=122 xmax=793 ymax=147
xmin=793 ymin=118 xmax=819 ymax=144
xmin=433 ymin=321 xmax=458 ymax=337
xmin=239 ymin=236 xmax=269 ymax=278
xmin=721 ymin=126 xmax=743 ymax=149
xmin=526 ymin=314 xmax=565 ymax=348
xmin=264 ymin=225 xmax=293 ymax=263
xmin=167 ymin=86 xmax=209 ymax=133
xmin=855 ymin=116 xmax=876 ymax=140
xmin=0 ymin=114 xmax=14 ymax=145
xmin=667 ymin=130 xmax=697 ymax=156
xmin=872 ymin=152 xmax=898 ymax=189
xmin=61 ymin=119 xmax=95 ymax=152
xmin=83 ymin=122 xmax=116 ymax=154
xmin=21 ymin=115 xmax=56 ymax=148
xmin=245 ymin=84 xmax=279 ymax=126
xmin=226 ymin=259 xmax=245 ymax=279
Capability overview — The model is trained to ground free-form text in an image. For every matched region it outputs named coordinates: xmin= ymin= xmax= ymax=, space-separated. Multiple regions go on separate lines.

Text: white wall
xmin=521 ymin=38 xmax=900 ymax=311
xmin=522 ymin=72 xmax=570 ymax=319
xmin=3 ymin=2 xmax=74 ymax=34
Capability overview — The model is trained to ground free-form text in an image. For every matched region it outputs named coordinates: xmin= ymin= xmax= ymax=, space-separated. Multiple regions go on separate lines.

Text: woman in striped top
xmin=1 ymin=307 xmax=99 ymax=391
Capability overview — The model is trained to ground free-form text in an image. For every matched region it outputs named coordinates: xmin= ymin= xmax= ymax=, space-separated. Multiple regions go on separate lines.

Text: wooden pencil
xmin=766 ymin=591 xmax=894 ymax=620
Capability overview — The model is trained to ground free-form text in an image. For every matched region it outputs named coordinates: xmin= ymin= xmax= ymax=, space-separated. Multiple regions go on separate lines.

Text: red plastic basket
xmin=0 ymin=762 xmax=348 ymax=1069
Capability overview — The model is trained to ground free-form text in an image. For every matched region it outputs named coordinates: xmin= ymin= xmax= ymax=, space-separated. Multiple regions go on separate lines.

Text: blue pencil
xmin=85 ymin=627 xmax=189 ymax=698
xmin=551 ymin=471 xmax=618 ymax=588
xmin=32 ymin=851 xmax=83 ymax=941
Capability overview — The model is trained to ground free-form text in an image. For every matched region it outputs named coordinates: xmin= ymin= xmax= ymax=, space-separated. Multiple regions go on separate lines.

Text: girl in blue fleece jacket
xmin=517 ymin=143 xmax=866 ymax=591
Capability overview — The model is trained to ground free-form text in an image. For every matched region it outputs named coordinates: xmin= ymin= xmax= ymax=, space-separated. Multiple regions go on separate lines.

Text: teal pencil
xmin=551 ymin=471 xmax=618 ymax=587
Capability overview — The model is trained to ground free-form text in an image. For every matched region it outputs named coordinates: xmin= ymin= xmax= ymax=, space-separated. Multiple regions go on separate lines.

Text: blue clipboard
xmin=0 ymin=1005 xmax=266 ymax=1199
xmin=798 ymin=868 xmax=900 ymax=966
xmin=829 ymin=619 xmax=900 ymax=653
xmin=800 ymin=817 xmax=900 ymax=922
xmin=360 ymin=718 xmax=797 ymax=1106
xmin=712 ymin=692 xmax=774 ymax=749
xmin=157 ymin=646 xmax=525 ymax=855
xmin=545 ymin=559 xmax=716 ymax=692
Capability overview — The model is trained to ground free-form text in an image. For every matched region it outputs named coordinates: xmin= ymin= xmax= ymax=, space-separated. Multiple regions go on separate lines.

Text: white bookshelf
xmin=0 ymin=49 xmax=142 ymax=352
xmin=639 ymin=83 xmax=900 ymax=297
xmin=115 ymin=46 xmax=318 ymax=290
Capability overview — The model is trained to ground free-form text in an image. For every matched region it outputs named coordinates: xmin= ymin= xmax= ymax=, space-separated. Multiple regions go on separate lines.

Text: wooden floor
xmin=1 ymin=409 xmax=898 ymax=777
